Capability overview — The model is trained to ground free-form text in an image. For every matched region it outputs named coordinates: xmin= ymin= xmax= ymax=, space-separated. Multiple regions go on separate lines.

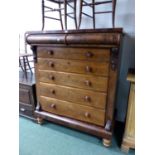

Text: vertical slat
xmin=105 ymin=61 xmax=118 ymax=128
xmin=92 ymin=0 xmax=95 ymax=29
xmin=25 ymin=56 xmax=33 ymax=73
xmin=112 ymin=0 xmax=116 ymax=28
xmin=78 ymin=0 xmax=83 ymax=29
xmin=64 ymin=0 xmax=67 ymax=30
xmin=59 ymin=3 xmax=64 ymax=30
xmin=74 ymin=0 xmax=78 ymax=29
xmin=19 ymin=58 xmax=24 ymax=72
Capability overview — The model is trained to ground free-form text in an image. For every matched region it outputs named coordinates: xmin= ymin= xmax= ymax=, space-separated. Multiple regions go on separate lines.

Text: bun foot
xmin=102 ymin=138 xmax=111 ymax=147
xmin=37 ymin=117 xmax=44 ymax=125
xmin=121 ymin=144 xmax=130 ymax=153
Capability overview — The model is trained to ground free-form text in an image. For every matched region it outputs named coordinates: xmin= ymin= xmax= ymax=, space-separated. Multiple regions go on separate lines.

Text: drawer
xmin=40 ymin=96 xmax=105 ymax=126
xmin=19 ymin=103 xmax=34 ymax=117
xmin=19 ymin=88 xmax=31 ymax=104
xmin=37 ymin=47 xmax=110 ymax=62
xmin=39 ymin=82 xmax=107 ymax=109
xmin=38 ymin=58 xmax=109 ymax=76
xmin=38 ymin=70 xmax=108 ymax=92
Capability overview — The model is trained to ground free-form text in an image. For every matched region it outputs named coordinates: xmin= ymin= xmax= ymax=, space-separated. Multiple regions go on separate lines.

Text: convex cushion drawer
xmin=40 ymin=96 xmax=105 ymax=126
xmin=37 ymin=47 xmax=110 ymax=62
xmin=38 ymin=58 xmax=109 ymax=76
xmin=38 ymin=70 xmax=108 ymax=92
xmin=39 ymin=82 xmax=107 ymax=109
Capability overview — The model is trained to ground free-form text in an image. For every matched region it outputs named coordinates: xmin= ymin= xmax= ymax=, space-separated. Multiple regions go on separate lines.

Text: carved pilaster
xmin=105 ymin=120 xmax=112 ymax=131
xmin=30 ymin=46 xmax=37 ymax=63
xmin=110 ymin=47 xmax=119 ymax=71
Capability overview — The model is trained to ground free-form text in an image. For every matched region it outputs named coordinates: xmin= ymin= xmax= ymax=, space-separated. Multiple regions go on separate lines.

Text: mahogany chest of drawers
xmin=19 ymin=72 xmax=37 ymax=120
xmin=26 ymin=29 xmax=122 ymax=146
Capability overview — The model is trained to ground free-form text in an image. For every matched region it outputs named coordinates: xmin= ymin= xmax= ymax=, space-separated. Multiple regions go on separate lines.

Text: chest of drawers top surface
xmin=26 ymin=28 xmax=122 ymax=128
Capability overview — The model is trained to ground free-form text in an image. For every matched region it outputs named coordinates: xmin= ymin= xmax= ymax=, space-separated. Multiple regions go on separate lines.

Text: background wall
xmin=19 ymin=0 xmax=135 ymax=122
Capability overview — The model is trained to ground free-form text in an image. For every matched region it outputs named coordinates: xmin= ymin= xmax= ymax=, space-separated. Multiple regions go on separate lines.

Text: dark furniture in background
xmin=26 ymin=28 xmax=123 ymax=147
xmin=42 ymin=0 xmax=77 ymax=30
xmin=78 ymin=0 xmax=117 ymax=29
xmin=19 ymin=72 xmax=37 ymax=121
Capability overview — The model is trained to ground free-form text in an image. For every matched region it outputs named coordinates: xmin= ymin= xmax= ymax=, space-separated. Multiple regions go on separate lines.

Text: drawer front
xmin=40 ymin=96 xmax=105 ymax=126
xmin=19 ymin=103 xmax=34 ymax=117
xmin=19 ymin=88 xmax=31 ymax=104
xmin=39 ymin=82 xmax=107 ymax=109
xmin=38 ymin=47 xmax=110 ymax=62
xmin=38 ymin=58 xmax=109 ymax=76
xmin=38 ymin=70 xmax=108 ymax=92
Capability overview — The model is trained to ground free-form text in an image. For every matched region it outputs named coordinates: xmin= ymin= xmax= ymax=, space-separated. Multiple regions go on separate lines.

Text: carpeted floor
xmin=19 ymin=117 xmax=135 ymax=155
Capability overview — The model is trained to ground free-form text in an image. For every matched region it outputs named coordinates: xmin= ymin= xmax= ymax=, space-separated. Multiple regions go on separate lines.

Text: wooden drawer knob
xmin=85 ymin=66 xmax=92 ymax=72
xmin=85 ymin=51 xmax=93 ymax=57
xmin=50 ymin=104 xmax=56 ymax=109
xmin=84 ymin=96 xmax=91 ymax=102
xmin=48 ymin=61 xmax=54 ymax=67
xmin=49 ymin=75 xmax=55 ymax=80
xmin=50 ymin=89 xmax=55 ymax=94
xmin=48 ymin=50 xmax=54 ymax=55
xmin=85 ymin=112 xmax=90 ymax=118
xmin=85 ymin=80 xmax=91 ymax=86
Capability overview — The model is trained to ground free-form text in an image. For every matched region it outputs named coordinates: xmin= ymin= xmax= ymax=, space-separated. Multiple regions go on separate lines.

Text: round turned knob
xmin=48 ymin=61 xmax=54 ymax=67
xmin=48 ymin=50 xmax=54 ymax=55
xmin=85 ymin=66 xmax=92 ymax=72
xmin=20 ymin=108 xmax=26 ymax=112
xmin=84 ymin=96 xmax=91 ymax=102
xmin=85 ymin=112 xmax=90 ymax=118
xmin=50 ymin=104 xmax=56 ymax=109
xmin=49 ymin=75 xmax=55 ymax=80
xmin=85 ymin=51 xmax=93 ymax=58
xmin=50 ymin=89 xmax=55 ymax=94
xmin=85 ymin=80 xmax=91 ymax=86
